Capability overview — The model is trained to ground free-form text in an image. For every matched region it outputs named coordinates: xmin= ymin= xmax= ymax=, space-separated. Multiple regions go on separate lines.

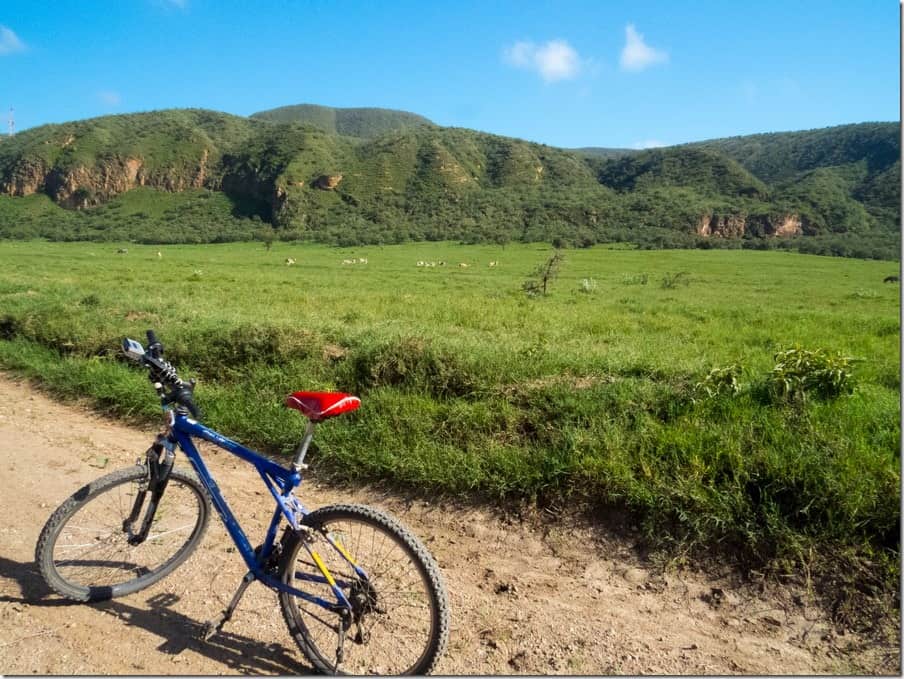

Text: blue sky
xmin=1 ymin=0 xmax=899 ymax=148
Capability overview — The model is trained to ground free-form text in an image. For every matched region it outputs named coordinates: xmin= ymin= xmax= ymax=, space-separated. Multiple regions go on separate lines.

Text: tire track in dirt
xmin=0 ymin=374 xmax=896 ymax=674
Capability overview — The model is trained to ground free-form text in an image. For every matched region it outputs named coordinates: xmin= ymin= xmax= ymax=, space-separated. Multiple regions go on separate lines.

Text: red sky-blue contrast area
xmin=1 ymin=0 xmax=899 ymax=148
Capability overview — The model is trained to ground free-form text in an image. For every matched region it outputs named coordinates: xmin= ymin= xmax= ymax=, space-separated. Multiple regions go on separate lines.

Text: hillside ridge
xmin=249 ymin=103 xmax=434 ymax=138
xmin=0 ymin=108 xmax=898 ymax=258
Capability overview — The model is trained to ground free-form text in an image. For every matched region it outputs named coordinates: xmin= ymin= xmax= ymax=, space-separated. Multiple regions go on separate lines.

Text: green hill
xmin=569 ymin=146 xmax=636 ymax=160
xmin=688 ymin=122 xmax=899 ymax=183
xmin=595 ymin=147 xmax=768 ymax=198
xmin=249 ymin=104 xmax=434 ymax=138
xmin=0 ymin=109 xmax=898 ymax=258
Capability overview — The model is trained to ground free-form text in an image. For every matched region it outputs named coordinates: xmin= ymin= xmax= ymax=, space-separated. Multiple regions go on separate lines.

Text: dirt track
xmin=0 ymin=373 xmax=897 ymax=675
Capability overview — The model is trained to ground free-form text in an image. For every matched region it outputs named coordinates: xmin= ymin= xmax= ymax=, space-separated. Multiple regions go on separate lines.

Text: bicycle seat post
xmin=291 ymin=420 xmax=317 ymax=472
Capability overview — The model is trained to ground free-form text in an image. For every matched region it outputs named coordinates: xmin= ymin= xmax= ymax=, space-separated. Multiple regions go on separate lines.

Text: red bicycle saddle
xmin=285 ymin=391 xmax=361 ymax=421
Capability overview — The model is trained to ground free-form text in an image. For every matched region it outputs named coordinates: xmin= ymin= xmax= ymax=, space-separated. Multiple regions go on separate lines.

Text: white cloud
xmin=620 ymin=24 xmax=667 ymax=72
xmin=534 ymin=40 xmax=580 ymax=82
xmin=98 ymin=90 xmax=122 ymax=106
xmin=0 ymin=26 xmax=25 ymax=55
xmin=632 ymin=139 xmax=666 ymax=149
xmin=503 ymin=41 xmax=534 ymax=68
xmin=503 ymin=39 xmax=581 ymax=83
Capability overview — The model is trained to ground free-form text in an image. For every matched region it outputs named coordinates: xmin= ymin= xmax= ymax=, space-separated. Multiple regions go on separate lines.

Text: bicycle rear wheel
xmin=35 ymin=465 xmax=210 ymax=602
xmin=278 ymin=504 xmax=449 ymax=675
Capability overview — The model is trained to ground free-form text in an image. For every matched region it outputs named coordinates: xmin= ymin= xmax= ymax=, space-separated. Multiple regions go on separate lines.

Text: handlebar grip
xmin=146 ymin=329 xmax=163 ymax=358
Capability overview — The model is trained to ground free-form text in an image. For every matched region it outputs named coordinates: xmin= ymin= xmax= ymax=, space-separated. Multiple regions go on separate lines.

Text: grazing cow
xmin=438 ymin=261 xmax=446 ymax=267
xmin=117 ymin=248 xmax=128 ymax=254
xmin=883 ymin=275 xmax=899 ymax=283
xmin=342 ymin=259 xmax=354 ymax=265
xmin=488 ymin=261 xmax=498 ymax=267
xmin=458 ymin=263 xmax=469 ymax=268
xmin=417 ymin=261 xmax=425 ymax=267
xmin=359 ymin=257 xmax=368 ymax=264
xmin=156 ymin=251 xmax=162 ymax=258
xmin=285 ymin=257 xmax=296 ymax=265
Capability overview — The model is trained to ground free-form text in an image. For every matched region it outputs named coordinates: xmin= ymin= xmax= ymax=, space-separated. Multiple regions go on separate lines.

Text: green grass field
xmin=0 ymin=240 xmax=899 ymax=600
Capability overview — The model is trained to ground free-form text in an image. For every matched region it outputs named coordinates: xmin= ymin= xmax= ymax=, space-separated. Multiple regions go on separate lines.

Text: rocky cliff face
xmin=769 ymin=214 xmax=802 ymax=237
xmin=1 ymin=149 xmax=216 ymax=208
xmin=697 ymin=214 xmax=747 ymax=238
xmin=697 ymin=212 xmax=803 ymax=238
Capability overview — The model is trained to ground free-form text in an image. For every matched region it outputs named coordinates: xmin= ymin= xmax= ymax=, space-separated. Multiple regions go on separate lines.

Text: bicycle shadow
xmin=0 ymin=555 xmax=312 ymax=674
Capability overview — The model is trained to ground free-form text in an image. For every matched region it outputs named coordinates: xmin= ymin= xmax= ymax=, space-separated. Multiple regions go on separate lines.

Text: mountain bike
xmin=34 ymin=330 xmax=449 ymax=675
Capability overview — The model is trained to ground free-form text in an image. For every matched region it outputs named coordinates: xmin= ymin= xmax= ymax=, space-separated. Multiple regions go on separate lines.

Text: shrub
xmin=660 ymin=271 xmax=690 ymax=289
xmin=578 ymin=278 xmax=597 ymax=294
xmin=767 ymin=346 xmax=858 ymax=402
xmin=621 ymin=273 xmax=648 ymax=285
xmin=167 ymin=324 xmax=320 ymax=378
xmin=337 ymin=336 xmax=479 ymax=398
xmin=694 ymin=364 xmax=744 ymax=400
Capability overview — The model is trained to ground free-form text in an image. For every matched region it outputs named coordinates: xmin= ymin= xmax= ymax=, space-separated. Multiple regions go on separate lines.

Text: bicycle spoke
xmin=279 ymin=508 xmax=445 ymax=675
xmin=41 ymin=468 xmax=208 ymax=596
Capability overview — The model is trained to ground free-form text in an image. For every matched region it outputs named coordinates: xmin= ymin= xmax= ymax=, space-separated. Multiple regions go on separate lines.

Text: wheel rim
xmin=285 ymin=517 xmax=437 ymax=674
xmin=50 ymin=473 xmax=205 ymax=594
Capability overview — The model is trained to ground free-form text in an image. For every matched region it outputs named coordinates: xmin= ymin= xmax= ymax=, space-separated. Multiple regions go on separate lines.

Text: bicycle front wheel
xmin=35 ymin=465 xmax=210 ymax=602
xmin=278 ymin=504 xmax=449 ymax=675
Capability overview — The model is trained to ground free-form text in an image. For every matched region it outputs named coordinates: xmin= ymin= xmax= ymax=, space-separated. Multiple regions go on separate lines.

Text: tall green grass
xmin=0 ymin=240 xmax=899 ymax=603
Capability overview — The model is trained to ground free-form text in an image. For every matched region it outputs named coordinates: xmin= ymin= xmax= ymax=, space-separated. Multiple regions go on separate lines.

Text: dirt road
xmin=0 ymin=374 xmax=896 ymax=674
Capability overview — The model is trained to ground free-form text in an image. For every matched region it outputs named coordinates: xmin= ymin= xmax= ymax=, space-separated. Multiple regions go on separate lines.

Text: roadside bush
xmin=168 ymin=324 xmax=320 ymax=377
xmin=766 ymin=346 xmax=858 ymax=402
xmin=337 ymin=336 xmax=480 ymax=398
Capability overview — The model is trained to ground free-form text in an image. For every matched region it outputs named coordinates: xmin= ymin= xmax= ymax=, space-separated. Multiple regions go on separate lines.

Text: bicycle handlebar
xmin=146 ymin=329 xmax=163 ymax=359
xmin=123 ymin=330 xmax=201 ymax=419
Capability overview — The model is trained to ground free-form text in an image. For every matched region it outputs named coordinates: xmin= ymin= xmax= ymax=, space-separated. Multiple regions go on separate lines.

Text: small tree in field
xmin=523 ymin=250 xmax=564 ymax=297
xmin=256 ymin=227 xmax=275 ymax=251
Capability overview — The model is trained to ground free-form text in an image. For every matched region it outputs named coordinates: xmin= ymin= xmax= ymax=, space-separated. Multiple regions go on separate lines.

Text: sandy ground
xmin=0 ymin=373 xmax=898 ymax=675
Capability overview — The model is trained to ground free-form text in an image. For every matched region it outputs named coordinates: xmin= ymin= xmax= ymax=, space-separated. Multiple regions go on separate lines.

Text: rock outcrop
xmin=697 ymin=214 xmax=746 ymax=238
xmin=315 ymin=174 xmax=343 ymax=190
xmin=1 ymin=148 xmax=217 ymax=209
xmin=697 ymin=212 xmax=803 ymax=238
xmin=768 ymin=214 xmax=802 ymax=237
xmin=0 ymin=159 xmax=47 ymax=196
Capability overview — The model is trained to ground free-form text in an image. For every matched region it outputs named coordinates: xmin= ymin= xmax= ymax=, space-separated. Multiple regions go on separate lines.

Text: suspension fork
xmin=124 ymin=433 xmax=176 ymax=544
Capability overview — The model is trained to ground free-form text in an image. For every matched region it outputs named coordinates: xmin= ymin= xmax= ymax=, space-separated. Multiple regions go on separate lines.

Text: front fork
xmin=124 ymin=433 xmax=176 ymax=544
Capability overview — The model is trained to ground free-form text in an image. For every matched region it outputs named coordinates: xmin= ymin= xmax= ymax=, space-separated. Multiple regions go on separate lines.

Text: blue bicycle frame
xmin=167 ymin=412 xmax=358 ymax=613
